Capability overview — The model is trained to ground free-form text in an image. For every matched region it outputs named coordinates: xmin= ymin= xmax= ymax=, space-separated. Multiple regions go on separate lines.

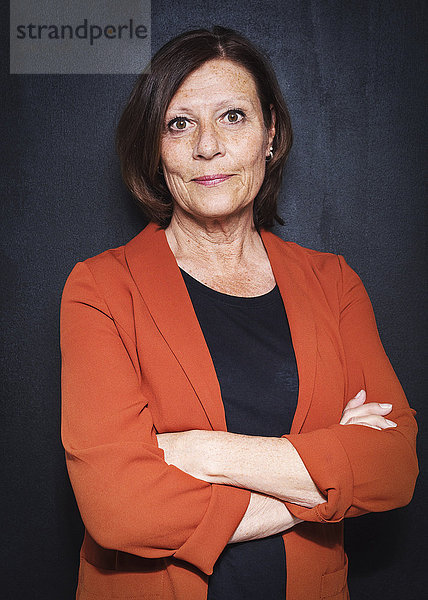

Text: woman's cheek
xmin=164 ymin=174 xmax=189 ymax=203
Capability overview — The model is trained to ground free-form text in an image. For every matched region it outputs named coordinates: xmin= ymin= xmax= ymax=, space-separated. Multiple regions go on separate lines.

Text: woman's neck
xmin=164 ymin=209 xmax=276 ymax=296
xmin=165 ymin=209 xmax=260 ymax=265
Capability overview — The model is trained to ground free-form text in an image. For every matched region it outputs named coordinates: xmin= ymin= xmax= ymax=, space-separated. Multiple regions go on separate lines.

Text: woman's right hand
xmin=340 ymin=390 xmax=397 ymax=430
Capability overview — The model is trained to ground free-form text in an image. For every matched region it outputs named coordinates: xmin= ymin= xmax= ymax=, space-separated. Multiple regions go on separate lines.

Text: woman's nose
xmin=193 ymin=122 xmax=225 ymax=160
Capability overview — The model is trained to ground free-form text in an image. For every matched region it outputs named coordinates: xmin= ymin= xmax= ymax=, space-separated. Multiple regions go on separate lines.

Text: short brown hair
xmin=115 ymin=26 xmax=293 ymax=229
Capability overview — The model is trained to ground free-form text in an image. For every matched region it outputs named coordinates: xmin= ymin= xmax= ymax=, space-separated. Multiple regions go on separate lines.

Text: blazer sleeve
xmin=60 ymin=261 xmax=250 ymax=575
xmin=282 ymin=254 xmax=419 ymax=523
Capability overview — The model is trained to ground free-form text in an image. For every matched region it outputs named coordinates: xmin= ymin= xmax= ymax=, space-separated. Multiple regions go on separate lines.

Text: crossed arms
xmin=60 ymin=257 xmax=418 ymax=573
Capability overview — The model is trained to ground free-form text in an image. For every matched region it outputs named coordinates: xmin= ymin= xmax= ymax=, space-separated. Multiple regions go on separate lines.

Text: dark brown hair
xmin=115 ymin=26 xmax=293 ymax=229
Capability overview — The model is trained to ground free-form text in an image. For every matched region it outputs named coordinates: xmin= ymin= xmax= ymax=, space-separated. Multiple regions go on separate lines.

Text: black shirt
xmin=180 ymin=268 xmax=299 ymax=600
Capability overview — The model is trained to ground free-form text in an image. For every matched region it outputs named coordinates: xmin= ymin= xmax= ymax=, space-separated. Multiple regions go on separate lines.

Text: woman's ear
xmin=268 ymin=104 xmax=276 ymax=147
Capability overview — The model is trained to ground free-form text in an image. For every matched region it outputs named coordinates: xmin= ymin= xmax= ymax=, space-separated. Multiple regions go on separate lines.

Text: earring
xmin=266 ymin=146 xmax=274 ymax=162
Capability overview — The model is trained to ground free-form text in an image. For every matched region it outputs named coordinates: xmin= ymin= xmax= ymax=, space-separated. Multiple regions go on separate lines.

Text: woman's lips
xmin=192 ymin=174 xmax=233 ymax=187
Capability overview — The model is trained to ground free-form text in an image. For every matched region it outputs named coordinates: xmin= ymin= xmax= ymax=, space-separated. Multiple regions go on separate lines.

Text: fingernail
xmin=379 ymin=403 xmax=392 ymax=408
xmin=355 ymin=390 xmax=365 ymax=399
xmin=386 ymin=420 xmax=397 ymax=427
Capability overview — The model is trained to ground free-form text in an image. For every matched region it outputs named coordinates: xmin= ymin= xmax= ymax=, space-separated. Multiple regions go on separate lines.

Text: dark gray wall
xmin=1 ymin=1 xmax=426 ymax=598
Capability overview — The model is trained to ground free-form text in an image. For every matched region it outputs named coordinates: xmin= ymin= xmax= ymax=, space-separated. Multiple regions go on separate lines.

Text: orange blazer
xmin=60 ymin=221 xmax=418 ymax=600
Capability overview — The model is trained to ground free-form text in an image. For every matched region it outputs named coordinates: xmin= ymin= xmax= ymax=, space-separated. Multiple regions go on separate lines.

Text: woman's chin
xmin=185 ymin=205 xmax=253 ymax=226
xmin=176 ymin=195 xmax=254 ymax=223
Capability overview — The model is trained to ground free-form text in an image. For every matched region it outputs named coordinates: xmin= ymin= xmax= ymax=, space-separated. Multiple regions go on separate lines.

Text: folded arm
xmin=157 ymin=256 xmax=419 ymax=524
xmin=157 ymin=391 xmax=396 ymax=506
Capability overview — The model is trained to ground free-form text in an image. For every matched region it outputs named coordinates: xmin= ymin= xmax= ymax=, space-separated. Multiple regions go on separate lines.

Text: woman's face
xmin=160 ymin=58 xmax=275 ymax=224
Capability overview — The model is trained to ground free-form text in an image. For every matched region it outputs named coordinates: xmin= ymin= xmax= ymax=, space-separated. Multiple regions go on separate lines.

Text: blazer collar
xmin=124 ymin=222 xmax=316 ymax=434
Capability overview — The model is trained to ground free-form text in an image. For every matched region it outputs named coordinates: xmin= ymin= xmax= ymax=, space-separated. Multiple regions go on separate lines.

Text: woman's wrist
xmin=228 ymin=491 xmax=303 ymax=544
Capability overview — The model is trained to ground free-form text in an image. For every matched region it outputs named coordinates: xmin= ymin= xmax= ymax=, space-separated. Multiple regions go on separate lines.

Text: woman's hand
xmin=340 ymin=390 xmax=397 ymax=430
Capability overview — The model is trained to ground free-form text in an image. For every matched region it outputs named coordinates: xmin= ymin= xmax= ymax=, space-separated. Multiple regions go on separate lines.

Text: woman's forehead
xmin=166 ymin=59 xmax=259 ymax=112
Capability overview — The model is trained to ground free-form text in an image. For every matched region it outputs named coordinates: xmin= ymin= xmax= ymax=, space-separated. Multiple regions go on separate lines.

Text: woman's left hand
xmin=339 ymin=389 xmax=397 ymax=430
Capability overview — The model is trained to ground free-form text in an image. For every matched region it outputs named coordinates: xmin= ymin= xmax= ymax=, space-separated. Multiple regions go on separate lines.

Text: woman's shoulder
xmin=263 ymin=232 xmax=366 ymax=316
xmin=262 ymin=229 xmax=348 ymax=277
xmin=81 ymin=243 xmax=128 ymax=277
xmin=65 ymin=223 xmax=157 ymax=283
xmin=62 ymin=244 xmax=128 ymax=297
xmin=60 ymin=231 xmax=149 ymax=327
xmin=61 ymin=222 xmax=169 ymax=309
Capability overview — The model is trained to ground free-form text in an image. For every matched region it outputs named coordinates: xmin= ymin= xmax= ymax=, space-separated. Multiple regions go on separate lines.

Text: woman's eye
xmin=224 ymin=109 xmax=245 ymax=124
xmin=167 ymin=109 xmax=245 ymax=132
xmin=168 ymin=117 xmax=189 ymax=131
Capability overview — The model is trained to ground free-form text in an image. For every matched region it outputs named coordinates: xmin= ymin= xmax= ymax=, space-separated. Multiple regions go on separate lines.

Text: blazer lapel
xmin=124 ymin=222 xmax=227 ymax=431
xmin=260 ymin=230 xmax=317 ymax=433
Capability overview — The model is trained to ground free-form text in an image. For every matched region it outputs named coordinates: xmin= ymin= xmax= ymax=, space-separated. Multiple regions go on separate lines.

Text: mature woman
xmin=60 ymin=26 xmax=418 ymax=600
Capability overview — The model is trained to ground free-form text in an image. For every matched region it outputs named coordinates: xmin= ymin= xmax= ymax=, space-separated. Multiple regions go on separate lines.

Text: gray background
xmin=1 ymin=1 xmax=426 ymax=598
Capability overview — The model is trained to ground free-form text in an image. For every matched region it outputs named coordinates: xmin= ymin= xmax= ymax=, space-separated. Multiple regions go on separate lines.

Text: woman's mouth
xmin=192 ymin=174 xmax=233 ymax=187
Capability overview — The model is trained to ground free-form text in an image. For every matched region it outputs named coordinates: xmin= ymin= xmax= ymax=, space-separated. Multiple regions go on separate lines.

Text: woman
xmin=60 ymin=26 xmax=418 ymax=599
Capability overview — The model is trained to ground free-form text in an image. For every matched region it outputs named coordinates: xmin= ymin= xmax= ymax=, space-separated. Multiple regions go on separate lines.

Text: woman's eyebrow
xmin=166 ymin=97 xmax=255 ymax=114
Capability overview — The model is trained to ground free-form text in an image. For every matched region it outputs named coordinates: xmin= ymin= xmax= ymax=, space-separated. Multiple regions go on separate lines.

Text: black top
xmin=180 ymin=269 xmax=299 ymax=600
